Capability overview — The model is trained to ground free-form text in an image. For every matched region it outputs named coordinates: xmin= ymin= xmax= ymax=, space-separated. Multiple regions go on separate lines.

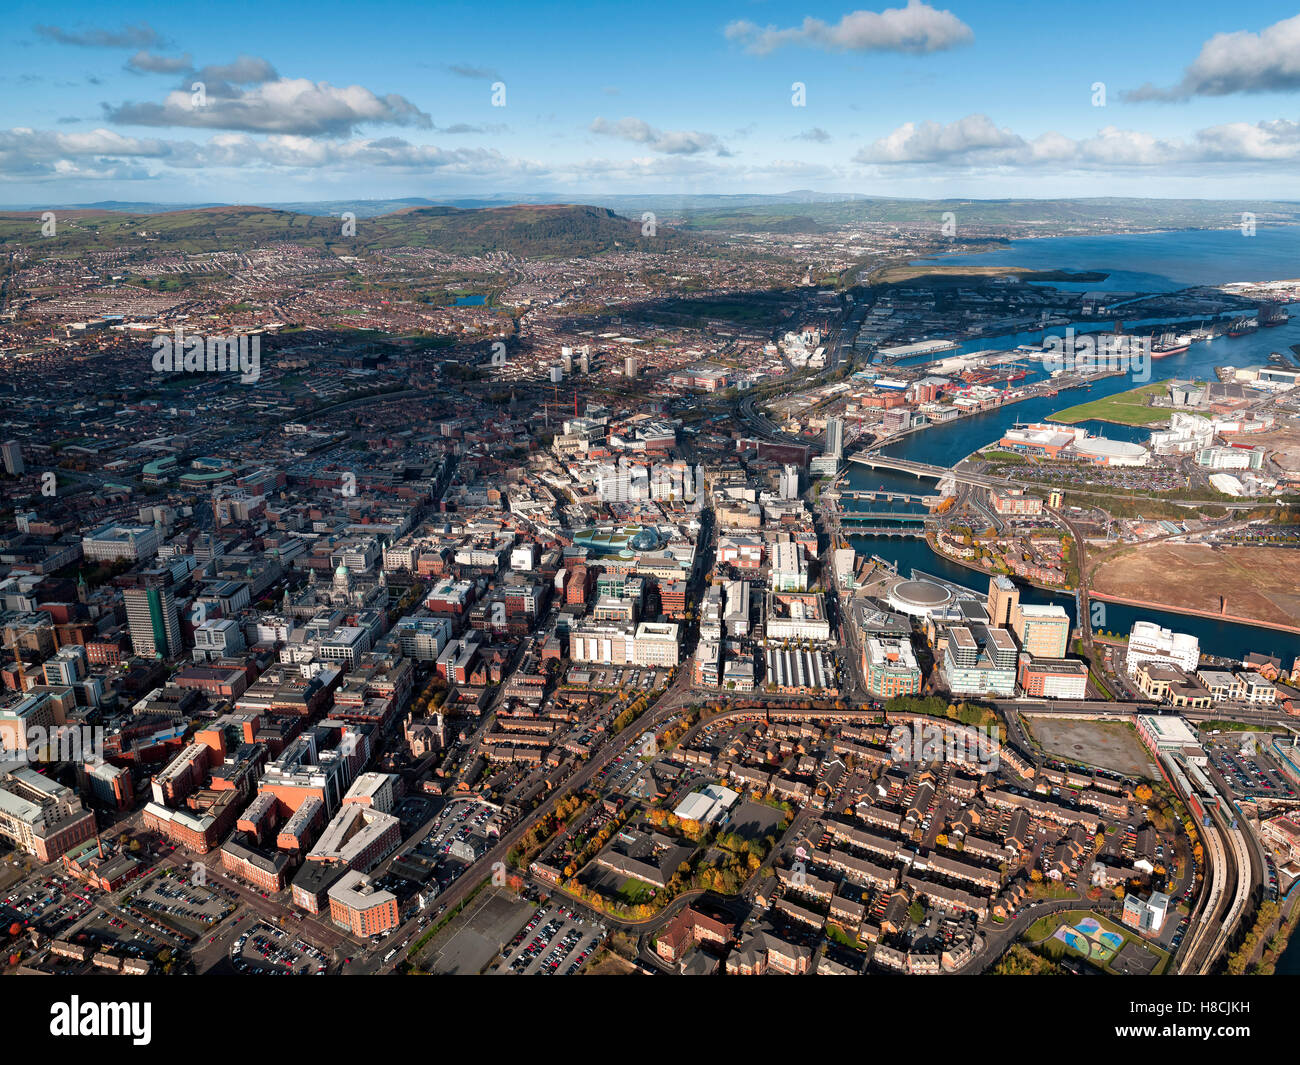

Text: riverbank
xmin=1090 ymin=591 xmax=1300 ymax=636
xmin=925 ymin=531 xmax=1073 ymax=596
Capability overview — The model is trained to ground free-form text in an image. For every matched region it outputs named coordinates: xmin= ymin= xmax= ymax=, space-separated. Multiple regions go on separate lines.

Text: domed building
xmin=887 ymin=577 xmax=955 ymax=618
xmin=284 ymin=539 xmax=389 ymax=618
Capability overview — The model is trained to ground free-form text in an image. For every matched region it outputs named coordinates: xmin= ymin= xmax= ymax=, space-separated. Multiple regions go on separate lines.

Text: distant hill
xmin=0 ymin=202 xmax=692 ymax=258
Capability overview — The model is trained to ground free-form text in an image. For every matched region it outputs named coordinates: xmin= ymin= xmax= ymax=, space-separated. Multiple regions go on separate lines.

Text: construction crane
xmin=541 ymin=387 xmax=580 ymax=427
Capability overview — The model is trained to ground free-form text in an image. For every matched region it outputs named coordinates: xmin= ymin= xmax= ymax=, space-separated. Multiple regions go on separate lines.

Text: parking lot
xmin=127 ymin=870 xmax=236 ymax=934
xmin=569 ymin=666 xmax=661 ymax=692
xmin=3 ymin=873 xmax=94 ymax=938
xmin=411 ymin=798 xmax=498 ymax=884
xmin=1206 ymin=737 xmax=1296 ymax=800
xmin=596 ymin=749 xmax=647 ymax=795
xmin=494 ymin=903 xmax=605 ymax=975
xmin=75 ymin=910 xmax=174 ymax=960
xmin=230 ymin=921 xmax=331 ymax=975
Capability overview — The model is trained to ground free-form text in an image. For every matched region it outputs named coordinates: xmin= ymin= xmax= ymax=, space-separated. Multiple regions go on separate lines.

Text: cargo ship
xmin=1227 ymin=315 xmax=1258 ymax=338
xmin=1260 ymin=303 xmax=1289 ymax=328
xmin=1150 ymin=331 xmax=1191 ymax=357
xmin=961 ymin=366 xmax=1029 ymax=385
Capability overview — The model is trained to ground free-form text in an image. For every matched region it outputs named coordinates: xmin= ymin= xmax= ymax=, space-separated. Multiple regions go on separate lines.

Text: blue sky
xmin=4 ymin=0 xmax=1300 ymax=203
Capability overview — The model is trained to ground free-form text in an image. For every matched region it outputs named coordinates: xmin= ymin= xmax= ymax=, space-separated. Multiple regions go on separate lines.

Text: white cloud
xmin=1126 ymin=14 xmax=1300 ymax=100
xmin=589 ymin=117 xmax=730 ymax=155
xmin=859 ymin=114 xmax=1022 ymax=163
xmin=0 ymin=127 xmax=546 ymax=182
xmin=0 ymin=127 xmax=173 ymax=179
xmin=106 ymin=77 xmax=431 ymax=136
xmin=855 ymin=113 xmax=1300 ymax=168
xmin=725 ymin=1 xmax=973 ymax=56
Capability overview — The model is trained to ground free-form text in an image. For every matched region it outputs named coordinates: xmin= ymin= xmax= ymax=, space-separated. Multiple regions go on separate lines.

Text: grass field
xmin=1051 ymin=379 xmax=1210 ymax=426
xmin=616 ymin=879 xmax=657 ymax=906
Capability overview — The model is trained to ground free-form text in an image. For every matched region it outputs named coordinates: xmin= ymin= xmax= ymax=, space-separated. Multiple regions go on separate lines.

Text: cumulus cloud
xmin=1125 ymin=13 xmax=1300 ymax=100
xmin=854 ymin=112 xmax=1300 ymax=168
xmin=589 ymin=116 xmax=730 ymax=155
xmin=185 ymin=134 xmax=540 ymax=175
xmin=725 ymin=1 xmax=973 ymax=56
xmin=0 ymin=126 xmax=545 ymax=182
xmin=105 ymin=77 xmax=431 ymax=136
xmin=35 ymin=22 xmax=161 ymax=48
xmin=0 ymin=126 xmax=174 ymax=179
xmin=857 ymin=113 xmax=1023 ymax=163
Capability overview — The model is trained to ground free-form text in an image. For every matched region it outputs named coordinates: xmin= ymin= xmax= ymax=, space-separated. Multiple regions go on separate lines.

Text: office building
xmin=0 ymin=766 xmax=98 ymax=861
xmin=125 ymin=584 xmax=182 ymax=659
xmin=863 ymin=638 xmax=922 ymax=698
xmin=987 ymin=576 xmax=1018 ymax=628
xmin=81 ymin=523 xmax=161 ymax=563
xmin=942 ymin=625 xmax=1017 ymax=698
xmin=1 ymin=440 xmax=24 ymax=476
xmin=771 ymin=541 xmax=808 ymax=592
xmin=825 ymin=417 xmax=844 ymax=460
xmin=1013 ymin=603 xmax=1071 ymax=659
xmin=392 ymin=616 xmax=453 ymax=662
xmin=1017 ymin=657 xmax=1088 ymax=699
xmin=328 ymin=870 xmax=400 ymax=937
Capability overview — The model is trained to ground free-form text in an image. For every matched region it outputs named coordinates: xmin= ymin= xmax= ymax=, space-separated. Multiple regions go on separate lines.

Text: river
xmin=847 ymin=227 xmax=1300 ymax=664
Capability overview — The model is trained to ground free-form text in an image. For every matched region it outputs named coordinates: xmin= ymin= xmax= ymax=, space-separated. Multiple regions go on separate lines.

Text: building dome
xmin=888 ymin=578 xmax=954 ymax=617
xmin=629 ymin=527 xmax=661 ymax=552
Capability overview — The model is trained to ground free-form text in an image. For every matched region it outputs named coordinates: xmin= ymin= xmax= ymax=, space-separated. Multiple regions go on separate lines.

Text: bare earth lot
xmin=1250 ymin=424 xmax=1300 ymax=474
xmin=1022 ymin=718 xmax=1155 ymax=778
xmin=1092 ymin=543 xmax=1300 ymax=630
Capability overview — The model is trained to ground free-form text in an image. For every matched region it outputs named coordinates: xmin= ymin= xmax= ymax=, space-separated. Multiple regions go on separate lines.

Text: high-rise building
xmin=42 ymin=646 xmax=88 ymax=686
xmin=825 ymin=418 xmax=844 ymax=460
xmin=779 ymin=464 xmax=800 ymax=500
xmin=1 ymin=440 xmax=24 ymax=476
xmin=125 ymin=583 xmax=182 ymax=659
xmin=942 ymin=624 xmax=1017 ymax=697
xmin=1012 ymin=603 xmax=1071 ymax=659
xmin=193 ymin=534 xmax=226 ymax=565
xmin=987 ymin=576 xmax=1019 ymax=628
